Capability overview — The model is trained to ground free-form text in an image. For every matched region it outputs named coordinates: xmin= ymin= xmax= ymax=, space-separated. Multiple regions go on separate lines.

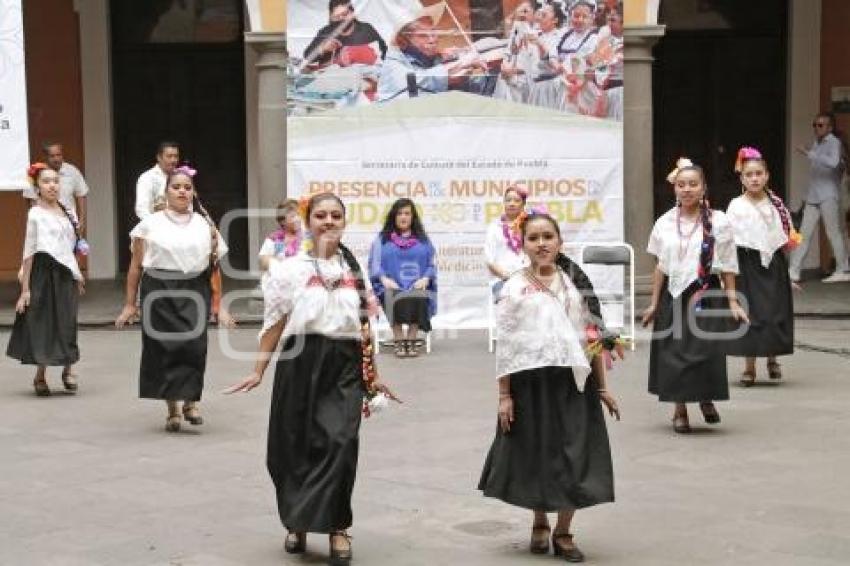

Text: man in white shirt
xmin=789 ymin=113 xmax=850 ymax=283
xmin=22 ymin=142 xmax=90 ymax=233
xmin=135 ymin=141 xmax=180 ymax=219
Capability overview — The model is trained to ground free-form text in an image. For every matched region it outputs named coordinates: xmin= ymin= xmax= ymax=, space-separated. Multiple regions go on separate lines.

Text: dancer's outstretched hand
xmin=372 ymin=381 xmax=402 ymax=404
xmin=222 ymin=372 xmax=262 ymax=394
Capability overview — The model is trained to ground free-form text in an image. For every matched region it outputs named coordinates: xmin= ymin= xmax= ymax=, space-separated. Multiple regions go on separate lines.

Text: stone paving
xmin=2 ymin=325 xmax=850 ymax=565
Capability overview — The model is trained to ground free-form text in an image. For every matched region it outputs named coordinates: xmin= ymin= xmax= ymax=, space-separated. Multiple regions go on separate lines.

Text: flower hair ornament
xmin=173 ymin=164 xmax=197 ymax=177
xmin=734 ymin=146 xmax=762 ymax=173
xmin=27 ymin=163 xmax=50 ymax=186
xmin=666 ymin=157 xmax=695 ymax=184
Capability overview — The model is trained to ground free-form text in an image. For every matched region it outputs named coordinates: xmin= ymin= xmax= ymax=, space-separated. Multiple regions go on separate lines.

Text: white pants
xmin=789 ymin=198 xmax=850 ymax=274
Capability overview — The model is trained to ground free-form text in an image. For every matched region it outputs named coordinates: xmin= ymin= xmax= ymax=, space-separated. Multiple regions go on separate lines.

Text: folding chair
xmin=580 ymin=243 xmax=636 ymax=351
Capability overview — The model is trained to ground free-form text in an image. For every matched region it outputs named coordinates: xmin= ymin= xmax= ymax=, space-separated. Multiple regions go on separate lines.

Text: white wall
xmin=786 ymin=0 xmax=822 ymax=269
xmin=77 ymin=0 xmax=118 ymax=278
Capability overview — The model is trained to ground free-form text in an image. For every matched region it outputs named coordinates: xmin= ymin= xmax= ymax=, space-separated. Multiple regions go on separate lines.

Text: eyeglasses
xmin=813 ymin=122 xmax=829 ymax=128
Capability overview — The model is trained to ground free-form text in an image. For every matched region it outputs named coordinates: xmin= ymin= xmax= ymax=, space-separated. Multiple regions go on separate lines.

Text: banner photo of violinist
xmin=287 ymin=0 xmax=624 ymax=119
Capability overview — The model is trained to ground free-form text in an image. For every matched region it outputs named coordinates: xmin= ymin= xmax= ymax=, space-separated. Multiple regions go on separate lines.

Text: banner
xmin=0 ymin=0 xmax=30 ymax=190
xmin=287 ymin=0 xmax=624 ymax=329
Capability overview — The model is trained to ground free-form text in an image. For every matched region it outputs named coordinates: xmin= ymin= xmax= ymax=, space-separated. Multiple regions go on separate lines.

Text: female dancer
xmin=479 ymin=210 xmax=623 ymax=563
xmin=642 ymin=158 xmax=749 ymax=433
xmin=527 ymin=2 xmax=568 ymax=109
xmin=368 ymin=198 xmax=437 ymax=358
xmin=7 ymin=163 xmax=85 ymax=396
xmin=115 ymin=166 xmax=228 ymax=432
xmin=484 ymin=186 xmax=529 ymax=299
xmin=226 ymin=193 xmax=399 ymax=565
xmin=726 ymin=147 xmax=798 ymax=385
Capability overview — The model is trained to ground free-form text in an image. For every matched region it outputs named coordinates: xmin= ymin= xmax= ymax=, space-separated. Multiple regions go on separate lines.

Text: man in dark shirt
xmin=303 ymin=0 xmax=387 ymax=66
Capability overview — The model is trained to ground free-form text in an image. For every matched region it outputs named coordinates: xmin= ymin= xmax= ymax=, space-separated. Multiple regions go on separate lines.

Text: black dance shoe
xmin=284 ymin=531 xmax=306 ymax=554
xmin=552 ymin=532 xmax=585 ymax=562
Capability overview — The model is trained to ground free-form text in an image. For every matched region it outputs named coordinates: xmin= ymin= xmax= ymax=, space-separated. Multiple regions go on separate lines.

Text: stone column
xmin=624 ymin=24 xmax=665 ymax=292
xmin=245 ymin=32 xmax=287 ymax=240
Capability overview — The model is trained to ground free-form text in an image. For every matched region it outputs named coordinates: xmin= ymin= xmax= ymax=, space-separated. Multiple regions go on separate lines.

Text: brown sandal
xmin=530 ymin=524 xmax=551 ymax=554
xmin=329 ymin=531 xmax=352 ymax=565
xmin=766 ymin=361 xmax=782 ymax=380
xmin=284 ymin=531 xmax=306 ymax=554
xmin=394 ymin=341 xmax=407 ymax=358
xmin=182 ymin=403 xmax=204 ymax=426
xmin=552 ymin=532 xmax=585 ymax=562
xmin=699 ymin=402 xmax=721 ymax=424
xmin=740 ymin=371 xmax=756 ymax=387
xmin=407 ymin=340 xmax=420 ymax=358
xmin=33 ymin=377 xmax=51 ymax=397
xmin=672 ymin=413 xmax=691 ymax=434
xmin=61 ymin=371 xmax=78 ymax=392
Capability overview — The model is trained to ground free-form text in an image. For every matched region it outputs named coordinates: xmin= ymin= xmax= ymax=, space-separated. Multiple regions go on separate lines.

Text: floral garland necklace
xmin=501 ymin=211 xmax=526 ymax=254
xmin=675 ymin=207 xmax=701 ymax=260
xmin=270 ymin=228 xmax=302 ymax=257
xmin=390 ymin=231 xmax=418 ymax=249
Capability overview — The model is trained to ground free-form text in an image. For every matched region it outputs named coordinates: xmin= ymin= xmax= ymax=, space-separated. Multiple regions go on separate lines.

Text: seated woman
xmin=369 ymin=198 xmax=437 ymax=358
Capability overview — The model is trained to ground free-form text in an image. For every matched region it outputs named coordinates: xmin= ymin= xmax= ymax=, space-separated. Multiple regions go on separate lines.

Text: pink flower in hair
xmin=528 ymin=204 xmax=550 ymax=216
xmin=734 ymin=146 xmax=763 ymax=172
xmin=174 ymin=164 xmax=198 ymax=177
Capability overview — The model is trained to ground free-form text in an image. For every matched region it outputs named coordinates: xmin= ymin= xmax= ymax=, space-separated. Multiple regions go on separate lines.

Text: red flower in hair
xmin=27 ymin=162 xmax=49 ymax=185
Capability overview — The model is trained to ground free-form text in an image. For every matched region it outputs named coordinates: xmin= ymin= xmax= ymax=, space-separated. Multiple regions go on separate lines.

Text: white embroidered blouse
xmin=726 ymin=195 xmax=789 ymax=268
xmin=647 ymin=208 xmax=739 ymax=298
xmin=22 ymin=205 xmax=83 ymax=281
xmin=484 ymin=219 xmax=529 ymax=285
xmin=261 ymin=252 xmax=372 ymax=340
xmin=495 ymin=269 xmax=592 ymax=389
xmin=129 ymin=211 xmax=228 ymax=274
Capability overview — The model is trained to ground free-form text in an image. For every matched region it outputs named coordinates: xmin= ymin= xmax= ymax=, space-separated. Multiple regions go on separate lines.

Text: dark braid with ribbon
xmin=306 ymin=193 xmax=380 ymax=414
xmin=694 ymin=192 xmax=715 ymax=309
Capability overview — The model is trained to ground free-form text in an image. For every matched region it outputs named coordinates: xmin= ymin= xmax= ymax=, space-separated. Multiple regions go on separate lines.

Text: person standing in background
xmin=789 ymin=113 xmax=850 ymax=283
xmin=135 ymin=141 xmax=180 ymax=220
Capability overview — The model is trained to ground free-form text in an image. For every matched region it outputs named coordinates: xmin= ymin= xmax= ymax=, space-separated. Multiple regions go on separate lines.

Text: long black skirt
xmin=267 ymin=334 xmax=364 ymax=533
xmin=139 ymin=269 xmax=210 ymax=401
xmin=383 ymin=289 xmax=432 ymax=332
xmin=478 ymin=368 xmax=614 ymax=511
xmin=6 ymin=253 xmax=79 ymax=367
xmin=648 ymin=276 xmax=731 ymax=403
xmin=726 ymin=247 xmax=794 ymax=357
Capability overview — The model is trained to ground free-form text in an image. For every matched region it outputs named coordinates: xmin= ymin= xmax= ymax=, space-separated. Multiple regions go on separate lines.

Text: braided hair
xmin=676 ymin=164 xmax=715 ymax=304
xmin=519 ymin=211 xmax=614 ymax=341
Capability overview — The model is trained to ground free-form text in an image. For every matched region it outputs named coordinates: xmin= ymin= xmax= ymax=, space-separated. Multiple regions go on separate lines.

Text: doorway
xmin=652 ymin=0 xmax=788 ymax=215
xmin=111 ymin=0 xmax=248 ymax=270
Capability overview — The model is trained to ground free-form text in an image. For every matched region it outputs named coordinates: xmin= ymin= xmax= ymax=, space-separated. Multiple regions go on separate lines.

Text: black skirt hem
xmin=478 ymin=367 xmax=614 ymax=512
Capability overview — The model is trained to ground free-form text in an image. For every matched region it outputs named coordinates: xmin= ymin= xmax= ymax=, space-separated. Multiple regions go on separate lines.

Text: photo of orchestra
xmin=287 ymin=0 xmax=623 ymax=120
